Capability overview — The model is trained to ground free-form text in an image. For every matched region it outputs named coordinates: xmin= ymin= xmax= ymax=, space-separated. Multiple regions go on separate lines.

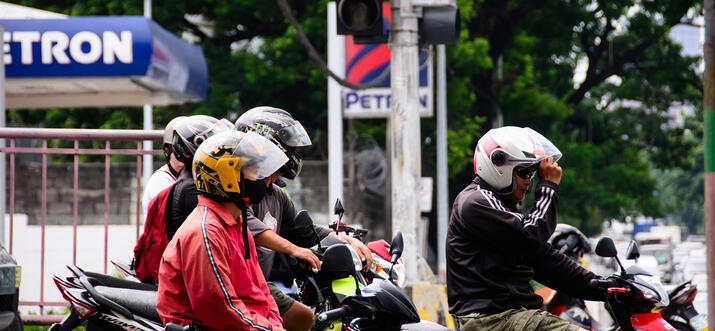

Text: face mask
xmin=243 ymin=178 xmax=267 ymax=205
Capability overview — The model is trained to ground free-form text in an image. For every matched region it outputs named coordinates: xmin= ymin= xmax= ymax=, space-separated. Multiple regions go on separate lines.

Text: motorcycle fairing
xmin=332 ymin=276 xmax=362 ymax=297
xmin=630 ymin=313 xmax=677 ymax=331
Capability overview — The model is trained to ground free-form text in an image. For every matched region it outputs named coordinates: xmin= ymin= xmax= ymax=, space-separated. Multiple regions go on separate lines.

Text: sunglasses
xmin=515 ymin=166 xmax=537 ymax=180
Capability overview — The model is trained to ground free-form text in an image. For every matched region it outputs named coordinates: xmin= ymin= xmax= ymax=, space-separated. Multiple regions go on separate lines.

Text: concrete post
xmin=0 ymin=25 xmax=6 ymax=243
xmin=142 ymin=0 xmax=153 ymax=194
xmin=390 ymin=0 xmax=422 ymax=282
xmin=328 ymin=2 xmax=345 ymax=216
xmin=436 ymin=44 xmax=447 ymax=279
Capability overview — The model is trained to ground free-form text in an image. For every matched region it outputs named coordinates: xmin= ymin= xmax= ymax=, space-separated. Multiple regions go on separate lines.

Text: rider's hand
xmin=538 ymin=156 xmax=562 ymax=184
xmin=338 ymin=234 xmax=373 ymax=272
xmin=290 ymin=246 xmax=321 ymax=271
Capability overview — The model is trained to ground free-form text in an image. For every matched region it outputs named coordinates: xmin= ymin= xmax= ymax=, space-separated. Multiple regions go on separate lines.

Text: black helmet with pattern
xmin=234 ymin=107 xmax=311 ymax=179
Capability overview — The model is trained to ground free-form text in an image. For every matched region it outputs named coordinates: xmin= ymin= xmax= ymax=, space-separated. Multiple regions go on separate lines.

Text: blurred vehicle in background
xmin=639 ymin=244 xmax=674 ymax=283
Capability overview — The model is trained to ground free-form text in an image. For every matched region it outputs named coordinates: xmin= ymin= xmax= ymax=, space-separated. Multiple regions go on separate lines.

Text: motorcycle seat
xmin=95 ymin=286 xmax=160 ymax=322
xmin=85 ymin=271 xmax=157 ymax=291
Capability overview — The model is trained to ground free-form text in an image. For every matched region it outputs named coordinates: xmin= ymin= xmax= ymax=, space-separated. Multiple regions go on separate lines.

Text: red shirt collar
xmin=197 ymin=195 xmax=239 ymax=227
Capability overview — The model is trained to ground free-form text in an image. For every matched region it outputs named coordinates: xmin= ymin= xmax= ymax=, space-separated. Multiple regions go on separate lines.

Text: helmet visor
xmin=234 ymin=132 xmax=289 ymax=180
xmin=278 ymin=123 xmax=312 ymax=147
xmin=523 ymin=127 xmax=562 ymax=163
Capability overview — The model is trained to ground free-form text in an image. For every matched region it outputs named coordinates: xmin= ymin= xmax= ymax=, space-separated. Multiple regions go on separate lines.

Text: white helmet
xmin=474 ymin=126 xmax=561 ymax=192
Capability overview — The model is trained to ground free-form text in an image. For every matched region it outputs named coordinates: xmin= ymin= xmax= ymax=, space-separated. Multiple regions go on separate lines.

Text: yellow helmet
xmin=193 ymin=131 xmax=288 ymax=206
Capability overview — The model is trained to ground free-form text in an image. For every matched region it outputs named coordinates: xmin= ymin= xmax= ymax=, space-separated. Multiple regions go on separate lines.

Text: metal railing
xmin=0 ymin=127 xmax=162 ymax=324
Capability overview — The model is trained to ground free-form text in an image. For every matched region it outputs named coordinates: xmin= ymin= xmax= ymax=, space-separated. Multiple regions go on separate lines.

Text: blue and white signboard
xmin=1 ymin=17 xmax=207 ymax=109
xmin=338 ymin=3 xmax=433 ymax=118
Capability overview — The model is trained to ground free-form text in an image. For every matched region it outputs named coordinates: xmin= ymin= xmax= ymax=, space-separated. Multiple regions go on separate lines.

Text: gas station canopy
xmin=1 ymin=15 xmax=208 ymax=109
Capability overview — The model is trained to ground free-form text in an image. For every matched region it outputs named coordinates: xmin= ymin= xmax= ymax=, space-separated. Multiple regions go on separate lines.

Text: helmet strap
xmin=167 ymin=162 xmax=180 ymax=178
xmin=241 ymin=206 xmax=250 ymax=259
xmin=525 ymin=180 xmax=535 ymax=195
xmin=239 ymin=177 xmax=250 ymax=259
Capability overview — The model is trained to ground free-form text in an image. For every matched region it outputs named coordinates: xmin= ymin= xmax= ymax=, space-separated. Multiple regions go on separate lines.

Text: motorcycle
xmin=546 ymin=277 xmax=708 ymax=331
xmin=590 ymin=237 xmax=678 ymax=331
xmin=328 ymin=199 xmax=406 ymax=287
xmin=660 ymin=280 xmax=708 ymax=331
xmin=291 ymin=209 xmax=452 ymax=331
xmin=50 ymin=265 xmax=190 ymax=331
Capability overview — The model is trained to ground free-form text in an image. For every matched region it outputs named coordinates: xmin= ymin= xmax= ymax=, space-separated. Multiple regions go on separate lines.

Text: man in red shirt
xmin=157 ymin=130 xmax=289 ymax=331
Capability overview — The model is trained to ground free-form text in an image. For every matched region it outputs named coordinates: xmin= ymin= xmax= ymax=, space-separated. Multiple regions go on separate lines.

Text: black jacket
xmin=446 ymin=177 xmax=603 ymax=316
xmin=246 ymin=184 xmax=332 ymax=282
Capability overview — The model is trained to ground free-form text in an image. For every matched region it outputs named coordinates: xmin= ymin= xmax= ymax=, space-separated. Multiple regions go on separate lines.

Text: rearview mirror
xmin=626 ymin=240 xmax=640 ymax=260
xmin=389 ymin=232 xmax=404 ymax=263
xmin=294 ymin=210 xmax=314 ymax=229
xmin=594 ymin=237 xmax=617 ymax=258
xmin=334 ymin=199 xmax=344 ymax=219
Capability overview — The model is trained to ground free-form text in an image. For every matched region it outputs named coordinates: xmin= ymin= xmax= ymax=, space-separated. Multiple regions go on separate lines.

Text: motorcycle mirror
xmin=334 ymin=199 xmax=345 ymax=220
xmin=625 ymin=240 xmax=640 ymax=260
xmin=388 ymin=232 xmax=404 ymax=283
xmin=594 ymin=237 xmax=617 ymax=258
xmin=294 ymin=210 xmax=314 ymax=229
xmin=389 ymin=232 xmax=404 ymax=263
xmin=595 ymin=237 xmax=627 ymax=275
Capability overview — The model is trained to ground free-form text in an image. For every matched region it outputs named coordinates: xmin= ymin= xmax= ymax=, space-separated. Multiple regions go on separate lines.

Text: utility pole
xmin=142 ymin=0 xmax=153 ymax=194
xmin=436 ymin=44 xmax=448 ymax=279
xmin=390 ymin=0 xmax=422 ymax=282
xmin=0 ymin=25 xmax=5 ymax=244
xmin=704 ymin=0 xmax=715 ymax=325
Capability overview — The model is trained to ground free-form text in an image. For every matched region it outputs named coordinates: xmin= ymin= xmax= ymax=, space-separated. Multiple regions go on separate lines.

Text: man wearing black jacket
xmin=446 ymin=126 xmax=603 ymax=331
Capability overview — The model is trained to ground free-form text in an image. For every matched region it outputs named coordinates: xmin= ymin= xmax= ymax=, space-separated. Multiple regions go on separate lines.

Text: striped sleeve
xmin=521 ymin=182 xmax=559 ymax=243
xmin=456 ymin=181 xmax=560 ymax=252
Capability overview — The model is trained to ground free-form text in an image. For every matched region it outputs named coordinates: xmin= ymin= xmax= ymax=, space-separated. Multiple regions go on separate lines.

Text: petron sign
xmin=342 ymin=3 xmax=433 ymax=118
xmin=2 ymin=17 xmax=151 ymax=77
xmin=1 ymin=17 xmax=207 ymax=109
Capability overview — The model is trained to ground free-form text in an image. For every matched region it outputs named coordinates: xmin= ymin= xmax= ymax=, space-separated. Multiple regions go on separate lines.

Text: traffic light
xmin=335 ymin=0 xmax=459 ymax=45
xmin=419 ymin=6 xmax=460 ymax=45
xmin=336 ymin=0 xmax=384 ymax=38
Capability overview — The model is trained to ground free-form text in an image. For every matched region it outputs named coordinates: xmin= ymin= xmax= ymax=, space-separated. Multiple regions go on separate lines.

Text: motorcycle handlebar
xmin=589 ymin=278 xmax=619 ymax=289
xmin=318 ymin=306 xmax=350 ymax=322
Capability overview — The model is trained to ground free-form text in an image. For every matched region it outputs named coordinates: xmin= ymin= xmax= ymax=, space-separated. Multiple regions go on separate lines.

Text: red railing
xmin=0 ymin=127 xmax=162 ymax=324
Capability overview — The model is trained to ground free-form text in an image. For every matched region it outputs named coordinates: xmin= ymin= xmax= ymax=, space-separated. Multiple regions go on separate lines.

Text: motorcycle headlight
xmin=346 ymin=245 xmax=363 ymax=272
xmin=632 ymin=274 xmax=670 ymax=307
xmin=391 ymin=263 xmax=406 ymax=288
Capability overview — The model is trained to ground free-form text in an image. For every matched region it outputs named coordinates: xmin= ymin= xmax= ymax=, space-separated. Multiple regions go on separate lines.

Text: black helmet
xmin=548 ymin=224 xmax=592 ymax=259
xmin=172 ymin=115 xmax=234 ymax=166
xmin=162 ymin=116 xmax=188 ymax=163
xmin=234 ymin=106 xmax=311 ymax=179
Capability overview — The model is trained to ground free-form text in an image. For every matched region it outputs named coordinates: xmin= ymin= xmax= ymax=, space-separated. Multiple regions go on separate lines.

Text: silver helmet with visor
xmin=474 ymin=126 xmax=561 ymax=193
